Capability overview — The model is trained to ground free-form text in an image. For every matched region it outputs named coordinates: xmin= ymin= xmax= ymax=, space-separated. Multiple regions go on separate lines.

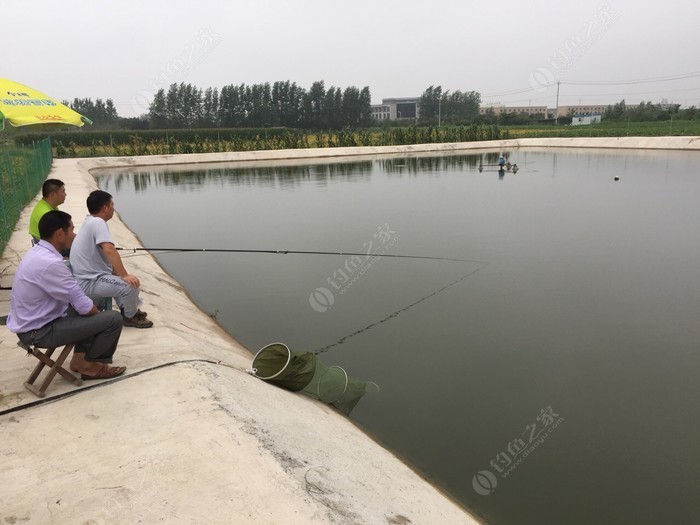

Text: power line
xmin=481 ymin=84 xmax=556 ymax=98
xmin=561 ymin=71 xmax=700 ymax=86
xmin=557 ymin=86 xmax=700 ymax=98
xmin=481 ymin=70 xmax=700 ymax=99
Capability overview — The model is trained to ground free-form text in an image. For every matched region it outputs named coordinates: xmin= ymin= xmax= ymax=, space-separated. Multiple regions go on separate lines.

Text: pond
xmin=98 ymin=148 xmax=700 ymax=525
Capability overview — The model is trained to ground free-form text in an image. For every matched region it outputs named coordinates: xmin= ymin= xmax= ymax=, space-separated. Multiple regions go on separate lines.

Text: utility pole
xmin=438 ymin=97 xmax=442 ymax=127
xmin=555 ymin=80 xmax=560 ymax=125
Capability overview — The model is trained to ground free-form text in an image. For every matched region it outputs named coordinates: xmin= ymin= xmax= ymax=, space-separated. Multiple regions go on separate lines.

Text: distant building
xmin=479 ymin=104 xmax=548 ymax=118
xmin=556 ymin=104 xmax=608 ymax=118
xmin=371 ymin=98 xmax=420 ymax=120
xmin=571 ymin=114 xmax=602 ymax=125
xmin=371 ymin=104 xmax=391 ymax=120
xmin=372 ymin=98 xmax=677 ymax=122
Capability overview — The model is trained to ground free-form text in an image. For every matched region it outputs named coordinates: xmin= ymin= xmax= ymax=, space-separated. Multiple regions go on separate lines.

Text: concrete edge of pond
xmin=1 ymin=136 xmax=697 ymax=523
xmin=0 ymin=152 xmax=485 ymax=524
xmin=72 ymin=136 xmax=700 ymax=173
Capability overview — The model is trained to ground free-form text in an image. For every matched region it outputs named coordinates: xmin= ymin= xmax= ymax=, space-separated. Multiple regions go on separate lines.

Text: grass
xmin=501 ymin=119 xmax=700 ymax=138
xmin=12 ymin=120 xmax=700 ymax=159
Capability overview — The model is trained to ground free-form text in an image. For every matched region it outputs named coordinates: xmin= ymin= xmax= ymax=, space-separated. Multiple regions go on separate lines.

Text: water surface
xmin=98 ymin=149 xmax=700 ymax=525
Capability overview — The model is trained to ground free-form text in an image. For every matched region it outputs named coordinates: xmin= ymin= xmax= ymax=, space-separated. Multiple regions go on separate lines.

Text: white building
xmin=479 ymin=104 xmax=548 ymax=118
xmin=371 ymin=98 xmax=420 ymax=120
xmin=571 ymin=114 xmax=602 ymax=125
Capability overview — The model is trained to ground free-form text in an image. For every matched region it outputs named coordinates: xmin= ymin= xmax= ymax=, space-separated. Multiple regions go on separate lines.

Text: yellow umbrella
xmin=0 ymin=78 xmax=92 ymax=131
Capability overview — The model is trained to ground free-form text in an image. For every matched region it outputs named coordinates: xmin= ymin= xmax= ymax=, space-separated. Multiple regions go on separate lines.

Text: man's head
xmin=87 ymin=190 xmax=115 ymax=220
xmin=42 ymin=179 xmax=66 ymax=207
xmin=38 ymin=210 xmax=75 ymax=251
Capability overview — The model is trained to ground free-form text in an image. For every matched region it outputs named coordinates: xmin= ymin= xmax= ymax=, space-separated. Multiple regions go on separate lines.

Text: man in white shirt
xmin=70 ymin=190 xmax=153 ymax=328
xmin=9 ymin=210 xmax=126 ymax=379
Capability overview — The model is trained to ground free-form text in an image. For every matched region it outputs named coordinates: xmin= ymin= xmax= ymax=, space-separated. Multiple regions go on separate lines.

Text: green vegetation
xmin=6 ymin=80 xmax=699 ymax=161
xmin=9 ymin=120 xmax=700 ymax=160
xmin=500 ymin=119 xmax=700 ymax=138
xmin=147 ymin=80 xmax=372 ymax=130
xmin=418 ymin=85 xmax=481 ymax=125
xmin=14 ymin=125 xmax=502 ymax=158
xmin=0 ymin=138 xmax=52 ymax=254
xmin=604 ymin=100 xmax=686 ymax=122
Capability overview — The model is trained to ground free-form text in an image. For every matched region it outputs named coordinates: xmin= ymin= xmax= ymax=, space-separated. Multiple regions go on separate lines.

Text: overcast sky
xmin=5 ymin=0 xmax=699 ymax=117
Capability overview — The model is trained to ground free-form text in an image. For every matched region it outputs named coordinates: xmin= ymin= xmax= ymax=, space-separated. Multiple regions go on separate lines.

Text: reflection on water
xmin=380 ymin=153 xmax=486 ymax=174
xmin=106 ymin=160 xmax=378 ymax=193
xmin=98 ymin=149 xmax=700 ymax=525
xmin=103 ymin=152 xmax=501 ymax=192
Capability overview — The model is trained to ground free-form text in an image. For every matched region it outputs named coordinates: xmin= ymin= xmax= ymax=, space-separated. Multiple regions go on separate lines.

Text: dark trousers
xmin=18 ymin=308 xmax=123 ymax=364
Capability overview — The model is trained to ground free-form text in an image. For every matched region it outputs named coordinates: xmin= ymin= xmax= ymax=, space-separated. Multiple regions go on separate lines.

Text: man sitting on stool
xmin=7 ymin=210 xmax=126 ymax=380
xmin=70 ymin=190 xmax=153 ymax=329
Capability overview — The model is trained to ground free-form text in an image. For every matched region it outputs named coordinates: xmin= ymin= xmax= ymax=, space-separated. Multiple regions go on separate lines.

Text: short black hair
xmin=38 ymin=210 xmax=72 ymax=240
xmin=41 ymin=179 xmax=65 ymax=198
xmin=86 ymin=190 xmax=113 ymax=214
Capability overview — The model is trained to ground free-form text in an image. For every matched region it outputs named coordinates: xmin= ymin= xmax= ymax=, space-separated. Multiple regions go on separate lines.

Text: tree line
xmin=64 ymin=87 xmax=699 ymax=131
xmin=418 ymin=85 xmax=481 ymax=125
xmin=146 ymin=80 xmax=373 ymax=130
xmin=65 ymin=98 xmax=120 ymax=127
xmin=603 ymin=100 xmax=698 ymax=121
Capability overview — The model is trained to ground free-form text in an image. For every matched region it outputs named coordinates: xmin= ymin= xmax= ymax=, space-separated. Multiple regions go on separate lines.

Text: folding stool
xmin=17 ymin=340 xmax=83 ymax=397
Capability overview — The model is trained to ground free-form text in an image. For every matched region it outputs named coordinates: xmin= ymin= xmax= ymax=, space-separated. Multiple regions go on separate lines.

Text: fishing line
xmin=312 ymin=262 xmax=488 ymax=355
xmin=0 ymin=250 xmax=484 ymax=288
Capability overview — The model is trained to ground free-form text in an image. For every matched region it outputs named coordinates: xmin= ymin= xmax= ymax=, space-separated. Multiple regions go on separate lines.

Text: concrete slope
xmin=1 ymin=151 xmax=481 ymax=524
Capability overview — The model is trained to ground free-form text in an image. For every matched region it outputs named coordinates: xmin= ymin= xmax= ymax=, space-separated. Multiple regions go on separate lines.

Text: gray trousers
xmin=78 ymin=274 xmax=142 ymax=318
xmin=18 ymin=308 xmax=122 ymax=364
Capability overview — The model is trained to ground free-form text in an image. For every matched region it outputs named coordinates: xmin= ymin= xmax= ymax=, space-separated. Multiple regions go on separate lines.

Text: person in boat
xmin=512 ymin=163 xmax=519 ymax=173
xmin=69 ymin=190 xmax=153 ymax=329
xmin=498 ymin=155 xmax=506 ymax=169
xmin=7 ymin=210 xmax=126 ymax=380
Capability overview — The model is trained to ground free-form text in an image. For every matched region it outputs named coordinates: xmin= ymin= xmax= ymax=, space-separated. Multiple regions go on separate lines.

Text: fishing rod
xmin=0 ymin=250 xmax=483 ymax=291
xmin=116 ymin=247 xmax=483 ymax=264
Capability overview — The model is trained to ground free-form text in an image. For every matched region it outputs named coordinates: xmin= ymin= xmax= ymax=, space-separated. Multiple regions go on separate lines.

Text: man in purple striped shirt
xmin=7 ymin=210 xmax=126 ymax=380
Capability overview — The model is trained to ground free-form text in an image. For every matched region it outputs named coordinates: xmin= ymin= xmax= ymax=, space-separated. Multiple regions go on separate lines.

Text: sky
xmin=4 ymin=0 xmax=700 ymax=118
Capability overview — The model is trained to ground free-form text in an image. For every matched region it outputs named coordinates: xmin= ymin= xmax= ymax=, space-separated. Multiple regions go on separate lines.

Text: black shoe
xmin=121 ymin=308 xmax=149 ymax=321
xmin=122 ymin=315 xmax=153 ymax=328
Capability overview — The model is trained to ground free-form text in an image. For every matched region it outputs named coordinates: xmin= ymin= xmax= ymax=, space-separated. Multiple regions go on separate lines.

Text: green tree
xmin=359 ymin=87 xmax=372 ymax=126
xmin=306 ymin=80 xmax=326 ymax=129
xmin=418 ymin=85 xmax=443 ymax=123
xmin=70 ymin=97 xmax=119 ymax=128
xmin=219 ymin=84 xmax=246 ymax=127
xmin=478 ymin=107 xmax=497 ymax=124
xmin=604 ymin=100 xmax=626 ymax=120
xmin=201 ymin=87 xmax=219 ymax=127
xmin=148 ymin=89 xmax=168 ymax=128
xmin=342 ymin=86 xmax=361 ymax=126
xmin=165 ymin=83 xmax=183 ymax=127
xmin=419 ymin=86 xmax=480 ymax=125
xmin=180 ymin=83 xmax=202 ymax=127
xmin=323 ymin=87 xmax=340 ymax=128
xmin=272 ymin=80 xmax=303 ymax=127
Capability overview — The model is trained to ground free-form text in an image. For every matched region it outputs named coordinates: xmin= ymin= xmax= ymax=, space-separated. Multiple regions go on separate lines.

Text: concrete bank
xmin=1 ymin=146 xmax=487 ymax=525
xmin=1 ymin=137 xmax=698 ymax=524
xmin=70 ymin=135 xmax=700 ymax=173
